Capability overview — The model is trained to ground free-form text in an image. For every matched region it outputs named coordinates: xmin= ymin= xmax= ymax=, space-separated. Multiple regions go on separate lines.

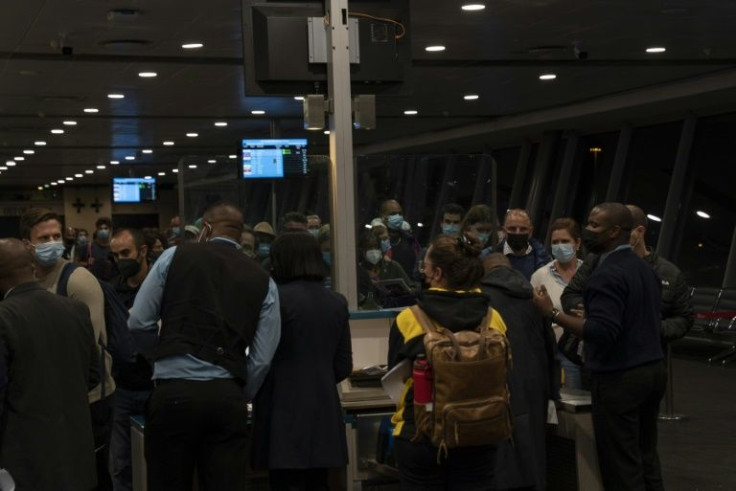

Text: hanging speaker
xmin=303 ymin=95 xmax=326 ymax=130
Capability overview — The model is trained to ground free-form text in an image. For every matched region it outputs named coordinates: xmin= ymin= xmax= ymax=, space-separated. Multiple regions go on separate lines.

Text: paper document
xmin=381 ymin=359 xmax=411 ymax=405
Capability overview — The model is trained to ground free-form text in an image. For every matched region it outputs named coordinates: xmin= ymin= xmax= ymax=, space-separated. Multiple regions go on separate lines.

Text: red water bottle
xmin=413 ymin=354 xmax=433 ymax=404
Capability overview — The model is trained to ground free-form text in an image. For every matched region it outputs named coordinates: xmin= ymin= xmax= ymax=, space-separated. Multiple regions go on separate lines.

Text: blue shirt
xmin=128 ymin=237 xmax=281 ymax=400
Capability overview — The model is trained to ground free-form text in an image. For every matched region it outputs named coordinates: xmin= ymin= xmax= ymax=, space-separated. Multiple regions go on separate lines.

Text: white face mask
xmin=365 ymin=249 xmax=382 ymax=265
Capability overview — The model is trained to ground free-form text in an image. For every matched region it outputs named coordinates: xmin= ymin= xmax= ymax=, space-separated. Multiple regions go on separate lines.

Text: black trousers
xmin=268 ymin=468 xmax=329 ymax=491
xmin=591 ymin=360 xmax=667 ymax=491
xmin=394 ymin=437 xmax=496 ymax=490
xmin=144 ymin=379 xmax=249 ymax=491
xmin=90 ymin=393 xmax=114 ymax=491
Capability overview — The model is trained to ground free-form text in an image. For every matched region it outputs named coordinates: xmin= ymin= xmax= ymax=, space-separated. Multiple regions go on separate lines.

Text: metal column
xmin=526 ymin=131 xmax=560 ymax=228
xmin=509 ymin=140 xmax=532 ymax=209
xmin=326 ymin=0 xmax=358 ymax=308
xmin=605 ymin=125 xmax=632 ymax=202
xmin=723 ymin=224 xmax=736 ymax=289
xmin=550 ymin=134 xmax=579 ymax=222
xmin=656 ymin=115 xmax=697 ymax=261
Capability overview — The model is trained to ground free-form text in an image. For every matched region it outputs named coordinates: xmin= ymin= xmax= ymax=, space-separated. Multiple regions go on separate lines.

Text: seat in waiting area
xmin=679 ymin=287 xmax=736 ymax=365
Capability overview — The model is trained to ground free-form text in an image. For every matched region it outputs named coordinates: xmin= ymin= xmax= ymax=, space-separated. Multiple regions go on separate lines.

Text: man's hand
xmin=570 ymin=303 xmax=585 ymax=318
xmin=533 ymin=285 xmax=555 ymax=317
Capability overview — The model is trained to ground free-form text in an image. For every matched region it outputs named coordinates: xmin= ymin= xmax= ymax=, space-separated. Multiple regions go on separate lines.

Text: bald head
xmin=626 ymin=204 xmax=648 ymax=230
xmin=202 ymin=202 xmax=244 ymax=241
xmin=593 ymin=202 xmax=633 ymax=231
xmin=482 ymin=252 xmax=512 ymax=273
xmin=0 ymin=238 xmax=35 ymax=289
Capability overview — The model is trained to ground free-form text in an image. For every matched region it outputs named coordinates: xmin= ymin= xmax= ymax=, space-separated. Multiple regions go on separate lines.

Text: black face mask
xmin=64 ymin=238 xmax=75 ymax=247
xmin=581 ymin=228 xmax=608 ymax=254
xmin=506 ymin=233 xmax=529 ymax=251
xmin=117 ymin=258 xmax=142 ymax=279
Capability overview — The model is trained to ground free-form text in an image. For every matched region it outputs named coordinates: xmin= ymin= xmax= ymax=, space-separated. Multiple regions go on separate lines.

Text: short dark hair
xmin=593 ymin=202 xmax=633 ymax=242
xmin=359 ymin=229 xmax=380 ymax=253
xmin=441 ymin=203 xmax=464 ymax=217
xmin=462 ymin=204 xmax=494 ymax=228
xmin=549 ymin=217 xmax=581 ymax=241
xmin=96 ymin=217 xmax=112 ymax=229
xmin=280 ymin=211 xmax=307 ymax=231
xmin=19 ymin=208 xmax=62 ymax=240
xmin=626 ymin=204 xmax=648 ymax=229
xmin=270 ymin=231 xmax=326 ymax=283
xmin=427 ymin=234 xmax=484 ymax=290
xmin=112 ymin=228 xmax=146 ymax=252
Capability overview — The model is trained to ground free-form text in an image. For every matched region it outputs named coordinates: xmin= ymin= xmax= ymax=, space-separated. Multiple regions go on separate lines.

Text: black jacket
xmin=492 ymin=237 xmax=552 ymax=281
xmin=252 ymin=280 xmax=352 ymax=469
xmin=0 ymin=283 xmax=98 ymax=491
xmin=561 ymin=250 xmax=693 ymax=342
xmin=480 ymin=267 xmax=557 ymax=491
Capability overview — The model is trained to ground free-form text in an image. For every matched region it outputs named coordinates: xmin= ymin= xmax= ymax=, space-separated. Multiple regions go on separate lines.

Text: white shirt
xmin=530 ymin=259 xmax=583 ymax=341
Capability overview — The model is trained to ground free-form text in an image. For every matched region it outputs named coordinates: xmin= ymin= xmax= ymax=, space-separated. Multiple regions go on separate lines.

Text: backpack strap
xmin=477 ymin=307 xmax=492 ymax=332
xmin=410 ymin=305 xmax=439 ymax=334
xmin=56 ymin=262 xmax=79 ymax=297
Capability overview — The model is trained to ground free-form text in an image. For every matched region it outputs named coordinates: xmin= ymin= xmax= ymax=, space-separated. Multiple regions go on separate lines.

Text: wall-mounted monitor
xmin=112 ymin=177 xmax=157 ymax=203
xmin=240 ymin=138 xmax=308 ymax=179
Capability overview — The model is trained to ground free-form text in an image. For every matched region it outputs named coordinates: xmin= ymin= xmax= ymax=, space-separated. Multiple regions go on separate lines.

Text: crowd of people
xmin=0 ymin=198 xmax=693 ymax=491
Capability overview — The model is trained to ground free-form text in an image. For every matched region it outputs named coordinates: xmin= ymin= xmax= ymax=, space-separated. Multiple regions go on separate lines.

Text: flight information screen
xmin=240 ymin=138 xmax=308 ymax=179
xmin=112 ymin=177 xmax=157 ymax=203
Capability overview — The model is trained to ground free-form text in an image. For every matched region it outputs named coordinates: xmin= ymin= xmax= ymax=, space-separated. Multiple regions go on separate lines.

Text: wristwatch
xmin=548 ymin=307 xmax=561 ymax=321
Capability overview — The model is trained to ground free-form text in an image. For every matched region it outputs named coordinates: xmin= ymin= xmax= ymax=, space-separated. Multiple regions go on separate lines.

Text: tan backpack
xmin=410 ymin=305 xmax=512 ymax=458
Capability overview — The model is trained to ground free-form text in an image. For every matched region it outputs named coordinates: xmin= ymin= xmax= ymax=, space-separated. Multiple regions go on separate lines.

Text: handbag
xmin=557 ymin=331 xmax=584 ymax=366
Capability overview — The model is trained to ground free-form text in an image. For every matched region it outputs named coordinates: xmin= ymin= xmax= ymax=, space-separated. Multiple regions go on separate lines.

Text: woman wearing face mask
xmin=74 ymin=228 xmax=91 ymax=266
xmin=358 ymin=230 xmax=412 ymax=298
xmin=530 ymin=218 xmax=584 ymax=389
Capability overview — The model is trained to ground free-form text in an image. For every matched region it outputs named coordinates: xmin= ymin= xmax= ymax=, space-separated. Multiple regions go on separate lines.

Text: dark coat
xmin=0 ymin=282 xmax=98 ymax=491
xmin=252 ymin=280 xmax=353 ymax=469
xmin=480 ymin=267 xmax=557 ymax=491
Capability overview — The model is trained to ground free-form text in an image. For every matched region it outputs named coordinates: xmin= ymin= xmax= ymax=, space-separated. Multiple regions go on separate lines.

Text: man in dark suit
xmin=0 ymin=238 xmax=99 ymax=491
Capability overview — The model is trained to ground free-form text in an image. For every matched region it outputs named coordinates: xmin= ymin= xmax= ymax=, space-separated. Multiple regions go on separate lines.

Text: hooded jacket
xmin=387 ymin=288 xmax=507 ymax=439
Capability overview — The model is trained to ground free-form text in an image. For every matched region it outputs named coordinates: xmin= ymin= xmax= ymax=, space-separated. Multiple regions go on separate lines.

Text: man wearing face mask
xmin=254 ymin=221 xmax=276 ymax=265
xmin=128 ymin=202 xmax=280 ymax=490
xmin=380 ymin=199 xmax=420 ymax=281
xmin=533 ymin=203 xmax=666 ymax=491
xmin=62 ymin=225 xmax=78 ymax=260
xmin=89 ymin=217 xmax=118 ymax=282
xmin=492 ymin=209 xmax=551 ymax=281
xmin=19 ymin=208 xmax=116 ymax=491
xmin=438 ymin=203 xmax=464 ymax=237
xmin=76 ymin=228 xmax=91 ymax=265
xmin=108 ymin=228 xmax=154 ymax=491
xmin=240 ymin=227 xmax=258 ymax=259
xmin=306 ymin=213 xmax=322 ymax=238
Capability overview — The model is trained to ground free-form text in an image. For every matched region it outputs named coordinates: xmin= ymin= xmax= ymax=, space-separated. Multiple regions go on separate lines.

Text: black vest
xmin=155 ymin=240 xmax=270 ymax=383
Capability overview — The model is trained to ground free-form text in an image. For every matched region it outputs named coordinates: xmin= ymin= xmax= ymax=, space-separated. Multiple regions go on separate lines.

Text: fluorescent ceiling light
xmin=34 ymin=141 xmax=46 ymax=146
xmin=0 ymin=167 xmax=7 ymax=171
xmin=208 ymin=159 xmax=216 ymax=163
xmin=108 ymin=93 xmax=125 ymax=99
xmin=214 ymin=121 xmax=228 ymax=127
xmin=83 ymin=108 xmax=99 ymax=113
xmin=51 ymin=182 xmax=58 ymax=186
xmin=696 ymin=210 xmax=711 ymax=219
xmin=158 ymin=172 xmax=166 ymax=176
xmin=172 ymin=168 xmax=179 ymax=173
xmin=425 ymin=45 xmax=446 ymax=52
xmin=97 ymin=165 xmax=106 ymax=169
xmin=142 ymin=149 xmax=153 ymax=154
xmin=182 ymin=43 xmax=204 ymax=49
xmin=417 ymin=223 xmax=424 ymax=227
xmin=188 ymin=164 xmax=197 ymax=169
xmin=65 ymin=177 xmax=73 ymax=181
xmin=63 ymin=120 xmax=77 ymax=126
xmin=646 ymin=47 xmax=666 ymax=53
xmin=163 ymin=141 xmax=175 ymax=146
xmin=228 ymin=154 xmax=237 ymax=159
xmin=646 ymin=214 xmax=662 ymax=222
xmin=251 ymin=110 xmax=265 ymax=115
xmin=404 ymin=110 xmax=418 ymax=115
xmin=74 ymin=173 xmax=83 ymax=178
xmin=294 ymin=96 xmax=305 ymax=101
xmin=463 ymin=94 xmax=479 ymax=100
xmin=186 ymin=133 xmax=199 ymax=137
xmin=139 ymin=71 xmax=158 ymax=78
xmin=110 ymin=160 xmax=120 ymax=165
xmin=23 ymin=149 xmax=35 ymax=154
xmin=461 ymin=3 xmax=486 ymax=11
xmin=85 ymin=170 xmax=94 ymax=174
xmin=144 ymin=175 xmax=152 ymax=179
xmin=324 ymin=130 xmax=330 ymax=135
xmin=13 ymin=156 xmax=24 ymax=161
xmin=539 ymin=73 xmax=557 ymax=80
xmin=6 ymin=162 xmax=16 ymax=167
xmin=51 ymin=129 xmax=64 ymax=134
xmin=125 ymin=156 xmax=135 ymax=160
xmin=57 ymin=179 xmax=65 ymax=183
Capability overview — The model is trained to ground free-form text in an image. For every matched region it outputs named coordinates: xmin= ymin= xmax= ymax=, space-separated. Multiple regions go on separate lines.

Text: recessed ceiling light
xmin=182 ymin=43 xmax=204 ymax=49
xmin=110 ymin=160 xmax=120 ymax=165
xmin=51 ymin=129 xmax=64 ymax=134
xmin=228 ymin=154 xmax=237 ymax=159
xmin=461 ymin=3 xmax=486 ymax=11
xmin=463 ymin=94 xmax=479 ymax=100
xmin=646 ymin=47 xmax=666 ymax=53
xmin=214 ymin=121 xmax=228 ymax=127
xmin=23 ymin=149 xmax=35 ymax=154
xmin=539 ymin=73 xmax=557 ymax=80
xmin=108 ymin=93 xmax=125 ymax=99
xmin=172 ymin=168 xmax=179 ymax=173
xmin=97 ymin=165 xmax=106 ymax=169
xmin=324 ymin=130 xmax=330 ymax=135
xmin=163 ymin=141 xmax=175 ymax=146
xmin=83 ymin=108 xmax=99 ymax=113
xmin=34 ymin=141 xmax=46 ymax=146
xmin=85 ymin=170 xmax=94 ymax=174
xmin=13 ymin=157 xmax=24 ymax=161
xmin=158 ymin=172 xmax=166 ymax=176
xmin=186 ymin=133 xmax=199 ymax=137
xmin=38 ymin=186 xmax=44 ymax=190
xmin=696 ymin=210 xmax=711 ymax=219
xmin=0 ymin=167 xmax=7 ymax=171
xmin=6 ymin=162 xmax=16 ymax=167
xmin=74 ymin=173 xmax=83 ymax=178
xmin=294 ymin=96 xmax=305 ymax=101
xmin=139 ymin=71 xmax=158 ymax=78
xmin=144 ymin=175 xmax=152 ymax=179
xmin=251 ymin=110 xmax=265 ymax=115
xmin=188 ymin=164 xmax=197 ymax=169
xmin=208 ymin=159 xmax=216 ymax=164
xmin=142 ymin=149 xmax=153 ymax=154
xmin=646 ymin=214 xmax=662 ymax=222
xmin=125 ymin=156 xmax=135 ymax=160
xmin=404 ymin=110 xmax=418 ymax=115
xmin=57 ymin=179 xmax=65 ymax=184
xmin=63 ymin=120 xmax=77 ymax=126
xmin=51 ymin=182 xmax=58 ymax=186
xmin=65 ymin=177 xmax=73 ymax=181
xmin=425 ymin=45 xmax=446 ymax=52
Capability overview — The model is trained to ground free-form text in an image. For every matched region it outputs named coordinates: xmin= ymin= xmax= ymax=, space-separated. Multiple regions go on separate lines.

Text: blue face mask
xmin=34 ymin=241 xmax=65 ymax=267
xmin=552 ymin=243 xmax=576 ymax=264
xmin=442 ymin=224 xmax=461 ymax=237
xmin=97 ymin=229 xmax=110 ymax=240
xmin=322 ymin=251 xmax=332 ymax=266
xmin=380 ymin=238 xmax=391 ymax=253
xmin=258 ymin=243 xmax=271 ymax=257
xmin=77 ymin=236 xmax=88 ymax=246
xmin=386 ymin=214 xmax=404 ymax=230
xmin=477 ymin=232 xmax=490 ymax=245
